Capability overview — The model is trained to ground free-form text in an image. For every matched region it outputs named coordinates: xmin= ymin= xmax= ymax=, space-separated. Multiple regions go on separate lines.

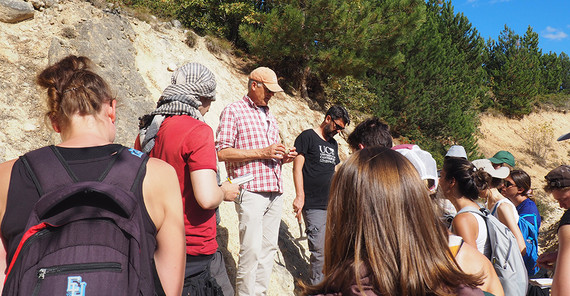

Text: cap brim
xmin=265 ymin=83 xmax=283 ymax=93
xmin=494 ymin=167 xmax=510 ymax=179
xmin=558 ymin=132 xmax=570 ymax=141
xmin=488 ymin=157 xmax=501 ymax=164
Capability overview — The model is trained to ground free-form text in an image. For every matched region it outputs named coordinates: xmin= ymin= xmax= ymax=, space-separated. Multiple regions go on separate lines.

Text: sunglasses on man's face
xmin=332 ymin=120 xmax=345 ymax=131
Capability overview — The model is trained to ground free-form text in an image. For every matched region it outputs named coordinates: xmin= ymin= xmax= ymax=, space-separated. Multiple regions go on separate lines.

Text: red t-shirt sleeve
xmin=182 ymin=123 xmax=217 ymax=172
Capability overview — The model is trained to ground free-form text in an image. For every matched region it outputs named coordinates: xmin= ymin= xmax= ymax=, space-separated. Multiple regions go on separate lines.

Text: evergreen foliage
xmin=371 ymin=0 xmax=485 ymax=162
xmin=120 ymin=0 xmax=256 ymax=44
xmin=484 ymin=26 xmax=542 ymax=117
xmin=540 ymin=52 xmax=562 ymax=94
xmin=238 ymin=0 xmax=426 ymax=97
xmin=560 ymin=52 xmax=570 ymax=93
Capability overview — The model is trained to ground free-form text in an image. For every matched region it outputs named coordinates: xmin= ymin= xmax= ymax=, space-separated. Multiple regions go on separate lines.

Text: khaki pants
xmin=234 ymin=191 xmax=283 ymax=296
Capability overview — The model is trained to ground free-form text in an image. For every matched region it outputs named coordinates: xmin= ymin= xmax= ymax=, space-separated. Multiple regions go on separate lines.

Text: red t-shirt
xmin=135 ymin=115 xmax=218 ymax=256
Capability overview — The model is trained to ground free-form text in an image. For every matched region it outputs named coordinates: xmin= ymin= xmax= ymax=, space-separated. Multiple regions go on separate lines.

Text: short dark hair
xmin=347 ymin=117 xmax=392 ymax=150
xmin=325 ymin=105 xmax=350 ymax=125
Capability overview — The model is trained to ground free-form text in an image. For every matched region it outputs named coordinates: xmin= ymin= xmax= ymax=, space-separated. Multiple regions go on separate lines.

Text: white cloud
xmin=542 ymin=26 xmax=568 ymax=40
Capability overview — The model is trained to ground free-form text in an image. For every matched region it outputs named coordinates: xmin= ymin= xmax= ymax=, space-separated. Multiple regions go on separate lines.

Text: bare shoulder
xmin=454 ymin=212 xmax=477 ymax=225
xmin=141 ymin=158 xmax=181 ymax=230
xmin=0 ymin=159 xmax=18 ymax=193
xmin=142 ymin=158 xmax=178 ymax=198
xmin=0 ymin=159 xmax=18 ymax=224
xmin=145 ymin=158 xmax=176 ymax=177
xmin=498 ymin=200 xmax=516 ymax=212
xmin=0 ymin=159 xmax=17 ymax=178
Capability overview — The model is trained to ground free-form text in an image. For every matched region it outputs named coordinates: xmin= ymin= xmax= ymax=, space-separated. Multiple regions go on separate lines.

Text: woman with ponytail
xmin=0 ymin=55 xmax=185 ymax=295
xmin=440 ymin=157 xmax=493 ymax=257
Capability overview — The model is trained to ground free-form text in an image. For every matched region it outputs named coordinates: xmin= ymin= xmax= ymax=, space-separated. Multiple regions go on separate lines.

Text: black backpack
xmin=2 ymin=146 xmax=156 ymax=296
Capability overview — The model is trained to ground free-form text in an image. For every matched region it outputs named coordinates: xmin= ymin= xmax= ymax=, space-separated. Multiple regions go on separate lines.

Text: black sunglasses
xmin=332 ymin=120 xmax=344 ymax=131
xmin=504 ymin=180 xmax=515 ymax=188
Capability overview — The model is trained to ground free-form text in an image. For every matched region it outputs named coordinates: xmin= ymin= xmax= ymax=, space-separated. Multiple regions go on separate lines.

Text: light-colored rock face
xmin=0 ymin=1 xmax=326 ymax=294
xmin=0 ymin=0 xmax=34 ymax=23
xmin=1 ymin=0 xmax=568 ymax=294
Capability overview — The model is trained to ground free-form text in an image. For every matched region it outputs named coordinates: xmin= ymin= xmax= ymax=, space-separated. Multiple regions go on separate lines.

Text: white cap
xmin=445 ymin=145 xmax=467 ymax=159
xmin=472 ymin=158 xmax=510 ymax=179
xmin=392 ymin=144 xmax=438 ymax=191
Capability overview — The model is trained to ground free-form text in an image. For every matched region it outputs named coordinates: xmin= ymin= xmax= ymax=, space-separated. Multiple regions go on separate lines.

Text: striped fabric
xmin=216 ymin=96 xmax=283 ymax=193
xmin=138 ymin=63 xmax=216 ymax=153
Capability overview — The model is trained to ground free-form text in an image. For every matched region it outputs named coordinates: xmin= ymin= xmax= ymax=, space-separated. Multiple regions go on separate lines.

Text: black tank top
xmin=1 ymin=144 xmax=157 ymax=266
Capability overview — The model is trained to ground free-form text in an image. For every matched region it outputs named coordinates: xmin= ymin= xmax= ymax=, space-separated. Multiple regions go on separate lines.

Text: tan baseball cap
xmin=249 ymin=67 xmax=283 ymax=93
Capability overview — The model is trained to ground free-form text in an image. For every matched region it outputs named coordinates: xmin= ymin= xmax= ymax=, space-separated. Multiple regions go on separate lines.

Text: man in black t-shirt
xmin=293 ymin=105 xmax=349 ymax=285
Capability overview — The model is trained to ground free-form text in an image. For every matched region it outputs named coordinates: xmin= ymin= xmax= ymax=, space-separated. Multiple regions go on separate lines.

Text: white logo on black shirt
xmin=319 ymin=145 xmax=336 ymax=164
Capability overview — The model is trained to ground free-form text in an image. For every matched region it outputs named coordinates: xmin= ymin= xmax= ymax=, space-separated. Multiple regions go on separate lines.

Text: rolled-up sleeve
xmin=215 ymin=106 xmax=236 ymax=151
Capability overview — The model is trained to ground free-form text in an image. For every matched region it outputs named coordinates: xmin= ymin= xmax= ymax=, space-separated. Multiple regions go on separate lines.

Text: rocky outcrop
xmin=46 ymin=12 xmax=154 ymax=145
xmin=0 ymin=0 xmax=34 ymax=23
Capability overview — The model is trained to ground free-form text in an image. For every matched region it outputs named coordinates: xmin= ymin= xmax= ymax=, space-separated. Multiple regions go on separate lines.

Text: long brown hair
xmin=303 ymin=147 xmax=482 ymax=295
xmin=36 ymin=55 xmax=114 ymax=130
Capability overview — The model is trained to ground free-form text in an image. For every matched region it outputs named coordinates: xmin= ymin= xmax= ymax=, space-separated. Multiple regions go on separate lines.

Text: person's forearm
xmin=292 ymin=157 xmax=305 ymax=197
xmin=218 ymin=147 xmax=266 ymax=162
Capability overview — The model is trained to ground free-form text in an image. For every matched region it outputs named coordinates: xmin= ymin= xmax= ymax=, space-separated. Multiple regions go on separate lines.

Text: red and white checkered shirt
xmin=216 ymin=96 xmax=283 ymax=193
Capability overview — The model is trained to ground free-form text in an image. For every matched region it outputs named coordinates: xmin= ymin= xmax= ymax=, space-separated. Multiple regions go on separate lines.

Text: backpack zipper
xmin=4 ymin=228 xmax=51 ymax=287
xmin=33 ymin=262 xmax=121 ymax=296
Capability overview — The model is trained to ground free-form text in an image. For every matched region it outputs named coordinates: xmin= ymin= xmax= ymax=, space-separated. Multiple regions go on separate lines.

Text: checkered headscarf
xmin=138 ymin=63 xmax=216 ymax=153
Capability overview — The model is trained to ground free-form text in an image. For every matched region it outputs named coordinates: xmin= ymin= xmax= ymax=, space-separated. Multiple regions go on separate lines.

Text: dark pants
xmin=303 ymin=208 xmax=327 ymax=285
xmin=182 ymin=253 xmax=224 ymax=296
xmin=209 ymin=250 xmax=234 ymax=296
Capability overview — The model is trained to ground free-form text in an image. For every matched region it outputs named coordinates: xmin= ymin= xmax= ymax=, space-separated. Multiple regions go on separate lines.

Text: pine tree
xmin=540 ymin=52 xmax=562 ymax=94
xmin=484 ymin=26 xmax=541 ymax=117
xmin=238 ymin=0 xmax=426 ymax=98
xmin=559 ymin=52 xmax=570 ymax=93
xmin=371 ymin=0 xmax=485 ymax=161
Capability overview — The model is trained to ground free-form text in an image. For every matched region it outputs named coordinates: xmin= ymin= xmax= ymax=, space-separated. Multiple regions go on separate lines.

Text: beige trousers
xmin=234 ymin=191 xmax=283 ymax=296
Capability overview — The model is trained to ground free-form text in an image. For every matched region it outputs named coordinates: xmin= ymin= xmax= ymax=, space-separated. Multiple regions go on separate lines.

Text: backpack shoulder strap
xmin=21 ymin=146 xmax=75 ymax=195
xmin=520 ymin=213 xmax=538 ymax=227
xmin=101 ymin=148 xmax=149 ymax=192
xmin=457 ymin=206 xmax=485 ymax=217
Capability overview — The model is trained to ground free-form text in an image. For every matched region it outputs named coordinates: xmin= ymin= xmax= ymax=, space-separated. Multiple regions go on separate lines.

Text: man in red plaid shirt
xmin=216 ymin=67 xmax=297 ymax=296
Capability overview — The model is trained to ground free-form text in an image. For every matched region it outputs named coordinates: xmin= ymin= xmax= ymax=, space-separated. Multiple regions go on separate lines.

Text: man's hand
xmin=282 ymin=147 xmax=298 ymax=163
xmin=263 ymin=143 xmax=287 ymax=160
xmin=220 ymin=181 xmax=241 ymax=202
xmin=293 ymin=195 xmax=304 ymax=223
xmin=537 ymin=251 xmax=558 ymax=269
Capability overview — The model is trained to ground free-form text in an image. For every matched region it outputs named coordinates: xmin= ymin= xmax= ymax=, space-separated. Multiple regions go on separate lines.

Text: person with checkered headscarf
xmin=138 ymin=62 xmax=217 ymax=153
xmin=135 ymin=63 xmax=239 ymax=296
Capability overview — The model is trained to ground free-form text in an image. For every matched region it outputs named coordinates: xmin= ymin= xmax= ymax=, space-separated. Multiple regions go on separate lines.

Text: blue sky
xmin=452 ymin=0 xmax=569 ymax=55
